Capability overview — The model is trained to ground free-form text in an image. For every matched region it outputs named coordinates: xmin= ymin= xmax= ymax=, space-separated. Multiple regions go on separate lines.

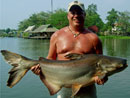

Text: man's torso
xmin=55 ymin=27 xmax=98 ymax=60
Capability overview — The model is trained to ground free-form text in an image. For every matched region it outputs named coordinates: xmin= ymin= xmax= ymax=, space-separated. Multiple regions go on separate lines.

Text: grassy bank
xmin=99 ymin=35 xmax=130 ymax=39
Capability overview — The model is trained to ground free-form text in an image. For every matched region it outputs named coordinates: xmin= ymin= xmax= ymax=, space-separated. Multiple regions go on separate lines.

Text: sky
xmin=0 ymin=0 xmax=130 ymax=29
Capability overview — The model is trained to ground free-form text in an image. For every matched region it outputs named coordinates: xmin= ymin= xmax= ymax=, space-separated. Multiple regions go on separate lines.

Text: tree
xmin=85 ymin=4 xmax=104 ymax=32
xmin=28 ymin=12 xmax=50 ymax=27
xmin=18 ymin=19 xmax=30 ymax=31
xmin=5 ymin=28 xmax=11 ymax=34
xmin=86 ymin=4 xmax=97 ymax=15
xmin=118 ymin=11 xmax=130 ymax=33
xmin=46 ymin=9 xmax=68 ymax=29
xmin=18 ymin=11 xmax=50 ymax=31
xmin=106 ymin=8 xmax=119 ymax=29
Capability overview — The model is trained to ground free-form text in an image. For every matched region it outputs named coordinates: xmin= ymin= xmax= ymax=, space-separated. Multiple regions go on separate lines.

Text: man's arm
xmin=90 ymin=33 xmax=108 ymax=85
xmin=46 ymin=32 xmax=58 ymax=60
xmin=94 ymin=36 xmax=103 ymax=55
xmin=89 ymin=33 xmax=102 ymax=54
xmin=31 ymin=31 xmax=58 ymax=75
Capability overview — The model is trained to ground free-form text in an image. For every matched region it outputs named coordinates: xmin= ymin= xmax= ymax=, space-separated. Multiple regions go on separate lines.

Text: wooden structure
xmin=29 ymin=24 xmax=58 ymax=39
xmin=24 ymin=25 xmax=36 ymax=33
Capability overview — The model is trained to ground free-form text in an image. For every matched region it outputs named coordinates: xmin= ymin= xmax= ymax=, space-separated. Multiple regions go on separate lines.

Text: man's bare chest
xmin=56 ymin=37 xmax=94 ymax=54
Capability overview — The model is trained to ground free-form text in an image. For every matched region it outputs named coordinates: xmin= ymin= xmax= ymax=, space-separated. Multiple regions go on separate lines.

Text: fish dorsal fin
xmin=39 ymin=74 xmax=61 ymax=95
xmin=71 ymin=84 xmax=82 ymax=97
xmin=65 ymin=53 xmax=84 ymax=60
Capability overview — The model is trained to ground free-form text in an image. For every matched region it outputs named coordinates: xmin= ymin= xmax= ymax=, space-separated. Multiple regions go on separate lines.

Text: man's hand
xmin=94 ymin=76 xmax=108 ymax=85
xmin=31 ymin=64 xmax=41 ymax=75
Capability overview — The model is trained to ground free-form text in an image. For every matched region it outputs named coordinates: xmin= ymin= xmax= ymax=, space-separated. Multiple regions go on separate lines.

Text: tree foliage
xmin=105 ymin=9 xmax=130 ymax=34
xmin=85 ymin=4 xmax=104 ymax=32
xmin=5 ymin=28 xmax=11 ymax=33
xmin=106 ymin=8 xmax=119 ymax=28
xmin=86 ymin=4 xmax=97 ymax=15
xmin=46 ymin=9 xmax=68 ymax=29
xmin=17 ymin=4 xmax=130 ymax=36
xmin=18 ymin=12 xmax=50 ymax=31
xmin=118 ymin=11 xmax=130 ymax=33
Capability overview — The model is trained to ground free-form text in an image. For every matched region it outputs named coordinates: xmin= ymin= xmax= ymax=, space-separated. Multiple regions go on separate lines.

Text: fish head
xmin=97 ymin=56 xmax=128 ymax=76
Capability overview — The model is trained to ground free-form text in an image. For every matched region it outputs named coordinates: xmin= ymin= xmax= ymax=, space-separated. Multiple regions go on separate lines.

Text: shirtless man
xmin=31 ymin=1 xmax=107 ymax=98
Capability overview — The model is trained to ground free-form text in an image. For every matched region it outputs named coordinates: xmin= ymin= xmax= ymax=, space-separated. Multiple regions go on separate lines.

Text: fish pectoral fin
xmin=40 ymin=75 xmax=61 ymax=95
xmin=71 ymin=84 xmax=82 ymax=97
xmin=45 ymin=81 xmax=61 ymax=95
xmin=65 ymin=53 xmax=84 ymax=60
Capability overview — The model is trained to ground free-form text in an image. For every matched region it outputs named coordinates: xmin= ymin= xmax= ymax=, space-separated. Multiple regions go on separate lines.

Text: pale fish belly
xmin=40 ymin=62 xmax=96 ymax=87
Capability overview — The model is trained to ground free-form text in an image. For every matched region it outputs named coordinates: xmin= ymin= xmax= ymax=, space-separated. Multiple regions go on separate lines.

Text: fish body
xmin=1 ymin=50 xmax=127 ymax=97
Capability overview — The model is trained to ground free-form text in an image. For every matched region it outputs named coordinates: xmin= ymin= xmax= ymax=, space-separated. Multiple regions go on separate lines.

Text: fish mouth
xmin=117 ymin=59 xmax=128 ymax=70
xmin=116 ymin=64 xmax=128 ymax=71
xmin=107 ymin=63 xmax=128 ymax=76
xmin=123 ymin=64 xmax=128 ymax=68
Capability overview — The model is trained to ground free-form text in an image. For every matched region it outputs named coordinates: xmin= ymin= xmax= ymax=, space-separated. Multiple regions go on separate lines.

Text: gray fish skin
xmin=1 ymin=50 xmax=128 ymax=97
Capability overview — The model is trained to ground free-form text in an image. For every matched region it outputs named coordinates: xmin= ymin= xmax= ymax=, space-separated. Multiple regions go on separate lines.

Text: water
xmin=0 ymin=37 xmax=130 ymax=98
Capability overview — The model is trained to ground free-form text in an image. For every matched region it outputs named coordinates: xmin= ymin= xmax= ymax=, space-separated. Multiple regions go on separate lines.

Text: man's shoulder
xmin=54 ymin=26 xmax=67 ymax=34
xmin=86 ymin=30 xmax=100 ymax=41
xmin=58 ymin=26 xmax=68 ymax=33
xmin=88 ymin=32 xmax=98 ymax=37
xmin=51 ymin=26 xmax=68 ymax=39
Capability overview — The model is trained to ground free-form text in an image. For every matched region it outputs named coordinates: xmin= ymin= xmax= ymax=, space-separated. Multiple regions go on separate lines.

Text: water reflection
xmin=17 ymin=38 xmax=50 ymax=59
xmin=102 ymin=39 xmax=130 ymax=58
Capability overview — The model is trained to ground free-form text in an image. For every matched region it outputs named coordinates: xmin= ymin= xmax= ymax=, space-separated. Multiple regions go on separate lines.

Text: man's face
xmin=67 ymin=7 xmax=86 ymax=27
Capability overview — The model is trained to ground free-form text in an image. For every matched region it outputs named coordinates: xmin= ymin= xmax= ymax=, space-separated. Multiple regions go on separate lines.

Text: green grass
xmin=99 ymin=35 xmax=130 ymax=39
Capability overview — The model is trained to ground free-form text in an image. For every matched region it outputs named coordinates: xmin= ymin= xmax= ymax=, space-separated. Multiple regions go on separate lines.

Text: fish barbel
xmin=1 ymin=50 xmax=128 ymax=97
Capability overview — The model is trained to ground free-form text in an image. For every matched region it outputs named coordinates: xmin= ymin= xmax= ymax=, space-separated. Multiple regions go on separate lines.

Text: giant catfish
xmin=1 ymin=50 xmax=128 ymax=97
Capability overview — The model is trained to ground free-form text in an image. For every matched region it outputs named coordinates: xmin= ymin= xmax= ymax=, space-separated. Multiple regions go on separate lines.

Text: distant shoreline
xmin=99 ymin=35 xmax=130 ymax=39
xmin=1 ymin=35 xmax=130 ymax=39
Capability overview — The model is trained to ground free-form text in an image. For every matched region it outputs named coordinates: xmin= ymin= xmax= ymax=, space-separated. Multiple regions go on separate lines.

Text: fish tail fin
xmin=1 ymin=50 xmax=38 ymax=88
xmin=7 ymin=67 xmax=28 ymax=88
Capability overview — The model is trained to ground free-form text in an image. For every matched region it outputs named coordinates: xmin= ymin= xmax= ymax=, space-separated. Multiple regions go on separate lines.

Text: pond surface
xmin=0 ymin=37 xmax=130 ymax=98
